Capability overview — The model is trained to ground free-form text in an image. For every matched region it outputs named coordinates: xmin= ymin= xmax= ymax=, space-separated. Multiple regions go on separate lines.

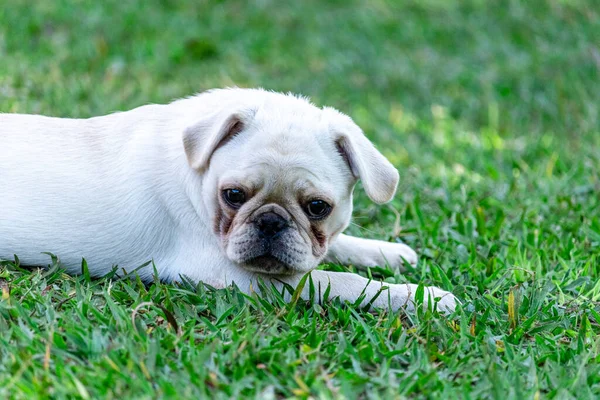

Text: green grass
xmin=1 ymin=0 xmax=600 ymax=398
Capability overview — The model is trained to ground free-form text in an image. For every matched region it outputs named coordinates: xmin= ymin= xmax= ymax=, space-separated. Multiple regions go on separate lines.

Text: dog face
xmin=183 ymin=89 xmax=399 ymax=275
xmin=204 ymin=126 xmax=356 ymax=275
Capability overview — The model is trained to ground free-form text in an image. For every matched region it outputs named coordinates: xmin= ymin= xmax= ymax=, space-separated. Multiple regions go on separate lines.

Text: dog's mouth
xmin=227 ymin=228 xmax=311 ymax=275
xmin=240 ymin=255 xmax=295 ymax=275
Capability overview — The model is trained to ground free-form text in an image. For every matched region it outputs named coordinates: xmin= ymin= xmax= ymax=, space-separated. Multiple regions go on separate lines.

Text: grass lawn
xmin=1 ymin=0 xmax=600 ymax=398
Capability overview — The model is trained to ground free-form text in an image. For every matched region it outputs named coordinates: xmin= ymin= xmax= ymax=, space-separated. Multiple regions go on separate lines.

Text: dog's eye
xmin=223 ymin=188 xmax=246 ymax=208
xmin=305 ymin=200 xmax=332 ymax=220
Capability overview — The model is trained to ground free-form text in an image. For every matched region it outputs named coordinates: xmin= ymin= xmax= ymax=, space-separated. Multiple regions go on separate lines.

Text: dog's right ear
xmin=183 ymin=107 xmax=256 ymax=171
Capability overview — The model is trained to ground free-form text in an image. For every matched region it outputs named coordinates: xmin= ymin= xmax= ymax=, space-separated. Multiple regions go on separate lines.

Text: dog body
xmin=0 ymin=89 xmax=456 ymax=311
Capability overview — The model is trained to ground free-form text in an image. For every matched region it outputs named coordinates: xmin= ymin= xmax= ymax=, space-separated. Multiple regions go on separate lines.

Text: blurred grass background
xmin=1 ymin=0 xmax=599 ymax=398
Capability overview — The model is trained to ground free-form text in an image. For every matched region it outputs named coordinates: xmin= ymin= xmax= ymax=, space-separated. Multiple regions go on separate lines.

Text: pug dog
xmin=0 ymin=88 xmax=456 ymax=312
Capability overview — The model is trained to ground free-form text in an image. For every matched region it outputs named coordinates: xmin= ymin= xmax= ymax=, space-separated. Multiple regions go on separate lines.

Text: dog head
xmin=182 ymin=89 xmax=399 ymax=275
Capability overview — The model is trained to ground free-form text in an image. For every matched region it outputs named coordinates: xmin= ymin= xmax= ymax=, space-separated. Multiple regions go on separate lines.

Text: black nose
xmin=255 ymin=212 xmax=288 ymax=238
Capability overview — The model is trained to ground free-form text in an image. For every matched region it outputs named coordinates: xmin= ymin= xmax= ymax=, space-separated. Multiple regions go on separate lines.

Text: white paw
xmin=425 ymin=286 xmax=458 ymax=314
xmin=372 ymin=241 xmax=418 ymax=269
xmin=389 ymin=284 xmax=458 ymax=314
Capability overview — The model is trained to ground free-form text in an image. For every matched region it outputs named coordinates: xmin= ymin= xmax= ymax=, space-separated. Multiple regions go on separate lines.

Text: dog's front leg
xmin=177 ymin=261 xmax=456 ymax=313
xmin=325 ymin=233 xmax=418 ymax=270
xmin=269 ymin=270 xmax=456 ymax=313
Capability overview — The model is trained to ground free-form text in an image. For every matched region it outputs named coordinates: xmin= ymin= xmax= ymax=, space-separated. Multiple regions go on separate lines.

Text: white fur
xmin=325 ymin=234 xmax=418 ymax=268
xmin=0 ymin=88 xmax=456 ymax=313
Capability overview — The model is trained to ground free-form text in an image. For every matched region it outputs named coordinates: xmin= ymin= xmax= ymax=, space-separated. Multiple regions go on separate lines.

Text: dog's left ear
xmin=325 ymin=108 xmax=400 ymax=204
xmin=183 ymin=107 xmax=256 ymax=171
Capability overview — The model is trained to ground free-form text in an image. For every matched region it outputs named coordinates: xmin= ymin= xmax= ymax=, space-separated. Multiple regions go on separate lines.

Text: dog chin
xmin=239 ymin=255 xmax=301 ymax=276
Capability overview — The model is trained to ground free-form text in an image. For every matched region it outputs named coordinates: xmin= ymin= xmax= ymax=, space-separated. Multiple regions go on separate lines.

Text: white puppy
xmin=0 ymin=88 xmax=456 ymax=312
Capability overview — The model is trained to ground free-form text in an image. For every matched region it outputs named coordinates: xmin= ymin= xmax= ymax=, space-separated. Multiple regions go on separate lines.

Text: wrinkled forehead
xmin=211 ymin=104 xmax=354 ymax=197
xmin=219 ymin=149 xmax=350 ymax=200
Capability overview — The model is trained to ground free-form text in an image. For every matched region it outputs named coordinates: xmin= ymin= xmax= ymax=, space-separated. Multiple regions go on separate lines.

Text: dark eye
xmin=305 ymin=199 xmax=332 ymax=219
xmin=223 ymin=188 xmax=246 ymax=208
